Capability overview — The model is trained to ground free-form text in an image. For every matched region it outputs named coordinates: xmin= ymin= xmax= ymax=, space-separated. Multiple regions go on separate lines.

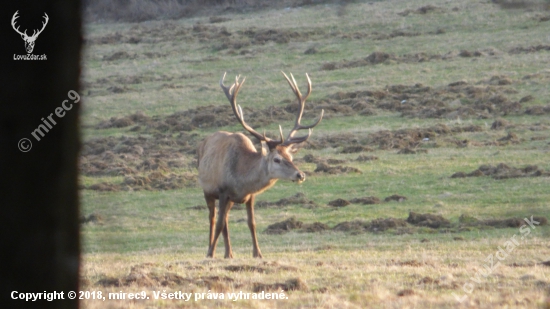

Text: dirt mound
xmin=333 ymin=217 xmax=408 ymax=234
xmin=349 ymin=196 xmax=381 ymax=204
xmin=103 ymin=51 xmax=136 ymax=61
xmin=92 ymin=73 xmax=528 ymax=136
xmin=87 ymin=182 xmax=121 ymax=192
xmin=95 ymin=112 xmax=151 ymax=129
xmin=217 ymin=26 xmax=330 ymax=53
xmin=93 ymin=102 xmax=315 ymax=134
xmin=266 ymin=213 xmax=548 ymax=236
xmin=313 ymin=162 xmax=362 ymax=174
xmin=264 ymin=217 xmax=329 ymax=234
xmin=418 ymin=276 xmax=439 ymax=284
xmin=305 ymin=124 xmax=484 ymax=152
xmin=320 ymin=49 xmax=497 ymax=71
xmin=332 ymin=220 xmax=368 ymax=234
xmin=80 ymin=213 xmax=104 ymax=224
xmin=88 ymin=22 xmax=217 ymax=46
xmin=320 ymin=51 xmax=442 ymax=70
xmin=509 ymin=45 xmax=550 ymax=54
xmin=398 ymin=5 xmax=444 ymax=16
xmin=87 ymin=172 xmax=197 ymax=192
xmin=300 ymin=222 xmax=330 ymax=233
xmin=264 ymin=217 xmax=303 ymax=234
xmin=525 ymin=105 xmax=550 ymax=115
xmin=301 ymin=154 xmax=324 ymax=164
xmin=385 ymin=195 xmax=407 ymax=202
xmin=245 ymin=28 xmax=298 ymax=45
xmin=451 ymin=163 xmax=550 ymax=180
xmin=81 ymin=134 xmax=199 ymax=191
xmin=253 ymin=277 xmax=308 ymax=292
xmin=309 ymin=76 xmax=525 ymax=120
xmin=126 ymin=172 xmax=197 ymax=190
xmin=497 ymin=132 xmax=520 ymax=144
xmin=327 ymin=158 xmax=348 ymax=164
xmin=94 ymin=105 xmax=233 ymax=132
xmin=356 ymin=155 xmax=379 ymax=162
xmin=365 ymin=51 xmax=392 ymax=63
xmin=225 ymin=265 xmax=267 ymax=273
xmin=366 ymin=124 xmax=477 ymax=150
xmin=393 ymin=80 xmax=520 ymax=119
xmin=491 ymin=119 xmax=511 ymax=130
xmin=397 ymin=289 xmax=416 ymax=297
xmin=255 ymin=193 xmax=317 ymax=208
xmin=373 ymin=31 xmax=421 ymax=41
xmin=388 ymin=259 xmax=433 ymax=267
xmin=86 ymin=73 xmax=177 ymax=96
xmin=96 ymin=263 xmax=233 ymax=290
xmin=481 ymin=218 xmax=532 ymax=228
xmin=341 ymin=145 xmax=374 ymax=153
xmin=80 ymin=133 xmax=199 ymax=191
xmin=225 ymin=262 xmax=297 ymax=273
xmin=209 ymin=16 xmax=231 ymax=23
xmin=328 ymin=198 xmax=351 ymax=207
xmin=397 ymin=148 xmax=428 ymax=154
xmin=407 ymin=212 xmax=450 ymax=228
xmin=88 ymin=20 xmax=329 ymax=53
xmin=459 ymin=214 xmax=548 ymax=228
xmin=300 ymin=154 xmax=348 ymax=165
xmin=369 ymin=218 xmax=408 ymax=232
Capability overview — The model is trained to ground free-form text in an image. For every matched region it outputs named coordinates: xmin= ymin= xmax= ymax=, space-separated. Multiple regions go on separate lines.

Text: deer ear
xmin=260 ymin=141 xmax=269 ymax=157
xmin=288 ymin=143 xmax=302 ymax=154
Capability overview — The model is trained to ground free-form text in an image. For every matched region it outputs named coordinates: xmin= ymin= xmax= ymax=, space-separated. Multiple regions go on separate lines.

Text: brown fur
xmin=198 ymin=131 xmax=304 ymax=258
xmin=198 ymin=72 xmax=322 ymax=258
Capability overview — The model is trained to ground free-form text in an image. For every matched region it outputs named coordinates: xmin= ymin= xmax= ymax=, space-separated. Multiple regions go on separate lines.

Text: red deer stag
xmin=197 ymin=72 xmax=324 ymax=258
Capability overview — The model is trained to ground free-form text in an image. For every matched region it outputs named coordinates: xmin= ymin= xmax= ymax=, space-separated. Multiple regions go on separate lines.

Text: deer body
xmin=198 ymin=72 xmax=323 ymax=258
xmin=198 ymin=131 xmax=284 ymax=203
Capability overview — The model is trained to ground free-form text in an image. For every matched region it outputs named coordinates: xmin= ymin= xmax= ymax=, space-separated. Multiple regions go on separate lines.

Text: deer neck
xmin=234 ymin=152 xmax=277 ymax=198
xmin=253 ymin=154 xmax=278 ymax=192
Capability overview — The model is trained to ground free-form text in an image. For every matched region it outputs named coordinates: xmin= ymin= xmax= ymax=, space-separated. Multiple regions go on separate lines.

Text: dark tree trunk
xmin=0 ymin=1 xmax=82 ymax=308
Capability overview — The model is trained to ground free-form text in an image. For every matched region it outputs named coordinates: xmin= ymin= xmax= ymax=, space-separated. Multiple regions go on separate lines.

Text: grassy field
xmin=80 ymin=0 xmax=550 ymax=308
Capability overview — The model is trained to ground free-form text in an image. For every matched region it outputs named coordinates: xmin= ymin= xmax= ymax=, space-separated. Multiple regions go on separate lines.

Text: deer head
xmin=12 ymin=11 xmax=49 ymax=54
xmin=220 ymin=72 xmax=324 ymax=183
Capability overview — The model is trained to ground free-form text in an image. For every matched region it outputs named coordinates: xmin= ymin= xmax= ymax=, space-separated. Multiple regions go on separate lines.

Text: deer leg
xmin=246 ymin=195 xmax=263 ymax=258
xmin=207 ymin=193 xmax=232 ymax=258
xmin=205 ymin=193 xmax=217 ymax=258
xmin=221 ymin=200 xmax=234 ymax=258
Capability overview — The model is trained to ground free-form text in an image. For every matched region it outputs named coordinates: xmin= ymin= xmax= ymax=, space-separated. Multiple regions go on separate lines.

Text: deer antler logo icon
xmin=11 ymin=11 xmax=49 ymax=54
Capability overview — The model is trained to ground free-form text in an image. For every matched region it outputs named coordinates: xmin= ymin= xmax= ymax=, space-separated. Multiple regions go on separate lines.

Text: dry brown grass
xmin=81 ymin=239 xmax=550 ymax=308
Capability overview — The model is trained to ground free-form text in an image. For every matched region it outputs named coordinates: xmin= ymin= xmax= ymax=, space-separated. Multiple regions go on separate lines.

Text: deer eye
xmin=274 ymin=158 xmax=281 ymax=164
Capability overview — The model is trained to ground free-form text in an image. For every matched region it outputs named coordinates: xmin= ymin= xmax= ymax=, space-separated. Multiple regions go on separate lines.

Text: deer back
xmin=198 ymin=131 xmax=268 ymax=199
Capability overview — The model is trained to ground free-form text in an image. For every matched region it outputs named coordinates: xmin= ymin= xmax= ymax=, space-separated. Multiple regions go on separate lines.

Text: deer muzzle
xmin=295 ymin=171 xmax=306 ymax=183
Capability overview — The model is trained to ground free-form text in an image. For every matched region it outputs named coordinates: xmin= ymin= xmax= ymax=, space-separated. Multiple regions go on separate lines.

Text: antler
xmin=30 ymin=13 xmax=49 ymax=39
xmin=11 ymin=11 xmax=49 ymax=39
xmin=220 ymin=72 xmax=323 ymax=149
xmin=280 ymin=72 xmax=324 ymax=146
xmin=220 ymin=73 xmax=284 ymax=149
xmin=11 ymin=11 xmax=26 ymax=37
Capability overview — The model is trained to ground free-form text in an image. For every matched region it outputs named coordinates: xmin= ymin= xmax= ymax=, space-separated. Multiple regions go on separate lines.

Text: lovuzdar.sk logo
xmin=11 ymin=10 xmax=48 ymax=60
